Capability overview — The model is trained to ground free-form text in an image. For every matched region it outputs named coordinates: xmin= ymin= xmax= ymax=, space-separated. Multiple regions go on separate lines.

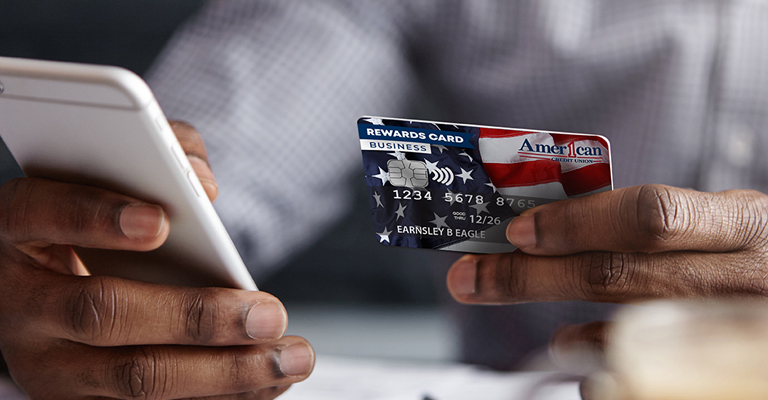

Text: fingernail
xmin=506 ymin=214 xmax=536 ymax=249
xmin=246 ymin=302 xmax=287 ymax=340
xmin=198 ymin=178 xmax=219 ymax=199
xmin=119 ymin=204 xmax=165 ymax=240
xmin=450 ymin=258 xmax=477 ymax=295
xmin=279 ymin=343 xmax=314 ymax=376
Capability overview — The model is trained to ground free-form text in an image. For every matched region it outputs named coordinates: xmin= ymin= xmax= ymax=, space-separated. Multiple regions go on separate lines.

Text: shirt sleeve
xmin=146 ymin=0 xmax=416 ymax=278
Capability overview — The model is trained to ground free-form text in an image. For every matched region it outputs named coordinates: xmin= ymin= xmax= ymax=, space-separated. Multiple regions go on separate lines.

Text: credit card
xmin=358 ymin=116 xmax=613 ymax=253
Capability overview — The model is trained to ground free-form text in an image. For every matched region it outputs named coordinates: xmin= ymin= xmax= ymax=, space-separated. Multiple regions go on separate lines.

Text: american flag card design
xmin=358 ymin=117 xmax=612 ymax=253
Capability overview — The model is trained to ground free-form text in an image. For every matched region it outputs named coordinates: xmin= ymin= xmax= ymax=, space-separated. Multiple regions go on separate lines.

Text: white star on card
xmin=459 ymin=151 xmax=473 ymax=162
xmin=429 ymin=213 xmax=449 ymax=229
xmin=470 ymin=201 xmax=490 ymax=215
xmin=364 ymin=118 xmax=385 ymax=125
xmin=424 ymin=159 xmax=439 ymax=173
xmin=377 ymin=227 xmax=392 ymax=243
xmin=457 ymin=168 xmax=474 ymax=184
xmin=372 ymin=167 xmax=389 ymax=185
xmin=433 ymin=145 xmax=448 ymax=154
xmin=394 ymin=203 xmax=407 ymax=220
xmin=373 ymin=192 xmax=383 ymax=207
xmin=485 ymin=182 xmax=498 ymax=192
xmin=388 ymin=150 xmax=406 ymax=160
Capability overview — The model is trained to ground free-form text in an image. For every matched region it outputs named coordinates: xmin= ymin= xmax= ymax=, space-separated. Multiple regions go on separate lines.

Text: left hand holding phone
xmin=0 ymin=122 xmax=314 ymax=399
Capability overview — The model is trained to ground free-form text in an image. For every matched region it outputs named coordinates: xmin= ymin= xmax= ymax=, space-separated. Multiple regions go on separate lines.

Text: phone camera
xmin=0 ymin=81 xmax=4 ymax=94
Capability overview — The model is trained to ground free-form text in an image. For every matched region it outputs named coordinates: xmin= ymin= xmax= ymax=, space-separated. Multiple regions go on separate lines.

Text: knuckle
xmin=169 ymin=120 xmax=209 ymax=162
xmin=180 ymin=289 xmax=221 ymax=344
xmin=478 ymin=253 xmax=526 ymax=300
xmin=634 ymin=184 xmax=689 ymax=250
xmin=63 ymin=277 xmax=120 ymax=343
xmin=669 ymin=259 xmax=704 ymax=293
xmin=111 ymin=347 xmax=171 ymax=400
xmin=169 ymin=119 xmax=196 ymax=134
xmin=0 ymin=178 xmax=33 ymax=239
xmin=229 ymin=348 xmax=273 ymax=391
xmin=169 ymin=121 xmax=202 ymax=146
xmin=550 ymin=200 xmax=584 ymax=249
xmin=583 ymin=252 xmax=635 ymax=299
xmin=63 ymin=186 xmax=122 ymax=234
xmin=732 ymin=190 xmax=768 ymax=248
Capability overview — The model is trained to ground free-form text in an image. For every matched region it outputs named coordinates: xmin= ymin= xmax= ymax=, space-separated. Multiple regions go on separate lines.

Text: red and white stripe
xmin=478 ymin=128 xmax=612 ymax=199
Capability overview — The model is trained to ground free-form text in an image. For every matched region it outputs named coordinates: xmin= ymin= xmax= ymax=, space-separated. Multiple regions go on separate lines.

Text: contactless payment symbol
xmin=430 ymin=166 xmax=454 ymax=185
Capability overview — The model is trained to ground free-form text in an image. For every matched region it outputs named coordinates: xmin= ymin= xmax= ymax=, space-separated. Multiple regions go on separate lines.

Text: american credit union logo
xmin=518 ymin=138 xmax=604 ymax=163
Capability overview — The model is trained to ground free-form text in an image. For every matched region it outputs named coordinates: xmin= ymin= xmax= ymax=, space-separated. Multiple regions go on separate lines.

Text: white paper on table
xmin=279 ymin=355 xmax=581 ymax=400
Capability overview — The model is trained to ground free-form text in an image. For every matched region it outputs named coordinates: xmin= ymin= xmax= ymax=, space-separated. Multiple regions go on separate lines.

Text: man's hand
xmin=0 ymin=122 xmax=314 ymax=399
xmin=445 ymin=184 xmax=768 ymax=352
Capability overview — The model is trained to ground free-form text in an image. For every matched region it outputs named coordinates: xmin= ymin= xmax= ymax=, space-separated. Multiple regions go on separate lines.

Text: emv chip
xmin=387 ymin=159 xmax=428 ymax=188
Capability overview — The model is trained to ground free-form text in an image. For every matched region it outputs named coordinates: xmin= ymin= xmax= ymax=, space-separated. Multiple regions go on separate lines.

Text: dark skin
xmin=0 ymin=121 xmax=314 ymax=399
xmin=445 ymin=184 xmax=768 ymax=358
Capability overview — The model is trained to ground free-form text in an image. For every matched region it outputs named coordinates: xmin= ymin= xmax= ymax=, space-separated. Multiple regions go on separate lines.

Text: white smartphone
xmin=0 ymin=56 xmax=257 ymax=290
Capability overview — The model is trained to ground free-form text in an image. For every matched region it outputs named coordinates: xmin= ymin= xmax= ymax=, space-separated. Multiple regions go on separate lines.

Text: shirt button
xmin=722 ymin=123 xmax=756 ymax=168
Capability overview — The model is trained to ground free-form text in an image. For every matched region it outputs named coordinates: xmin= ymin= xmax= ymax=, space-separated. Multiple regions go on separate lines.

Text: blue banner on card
xmin=358 ymin=120 xmax=476 ymax=149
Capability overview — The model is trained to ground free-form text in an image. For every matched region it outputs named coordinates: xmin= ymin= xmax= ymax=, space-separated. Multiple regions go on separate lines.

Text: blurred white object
xmin=283 ymin=305 xmax=581 ymax=400
xmin=280 ymin=355 xmax=581 ymax=400
xmin=600 ymin=300 xmax=768 ymax=400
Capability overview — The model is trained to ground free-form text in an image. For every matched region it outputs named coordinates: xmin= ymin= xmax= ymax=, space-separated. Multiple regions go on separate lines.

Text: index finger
xmin=505 ymin=184 xmax=768 ymax=255
xmin=16 ymin=270 xmax=288 ymax=346
xmin=0 ymin=178 xmax=168 ymax=251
